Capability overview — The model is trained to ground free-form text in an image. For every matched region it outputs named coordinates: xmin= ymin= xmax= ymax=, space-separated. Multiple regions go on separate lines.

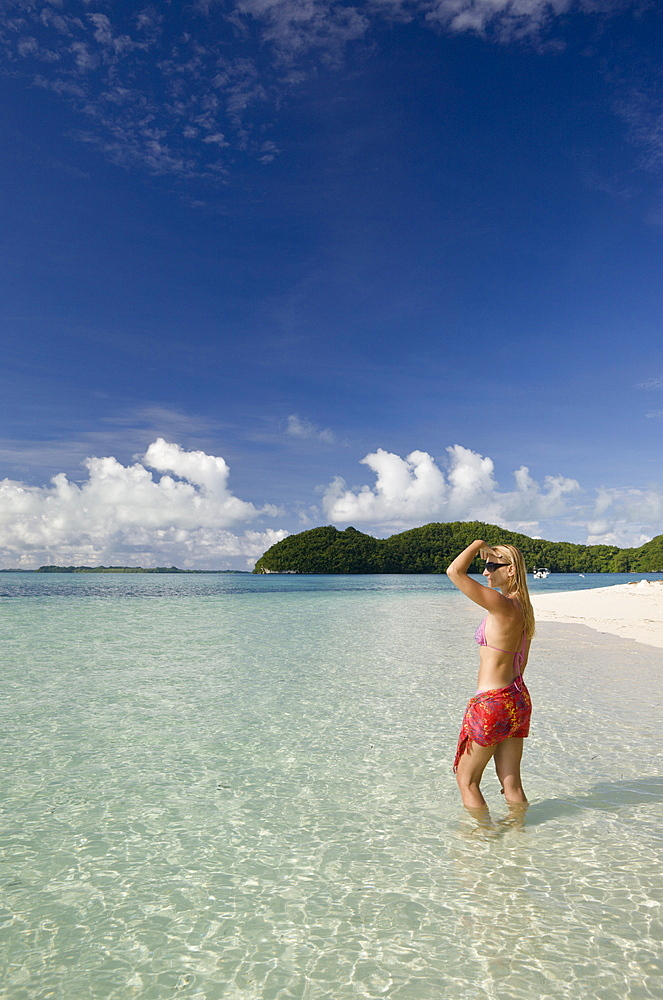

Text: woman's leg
xmin=493 ymin=738 xmax=527 ymax=803
xmin=455 ymin=741 xmax=496 ymax=809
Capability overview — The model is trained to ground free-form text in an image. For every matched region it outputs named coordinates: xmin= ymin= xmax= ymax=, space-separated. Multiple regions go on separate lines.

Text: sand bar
xmin=531 ymin=579 xmax=663 ymax=649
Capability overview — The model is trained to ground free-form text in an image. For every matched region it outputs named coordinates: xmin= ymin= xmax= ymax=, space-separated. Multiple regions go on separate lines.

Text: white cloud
xmin=2 ymin=434 xmax=663 ymax=564
xmin=322 ymin=444 xmax=581 ymax=532
xmin=236 ymin=0 xmax=370 ymax=61
xmin=615 ymin=85 xmax=663 ymax=176
xmin=323 ymin=443 xmax=663 ymax=547
xmin=425 ymin=0 xmax=573 ymax=40
xmin=0 ymin=439 xmax=286 ymax=570
xmin=0 ymin=405 xmax=229 ymax=483
xmin=586 ymin=485 xmax=663 ymax=547
xmin=286 ymin=414 xmax=336 ymax=444
xmin=202 ymin=132 xmax=229 ymax=145
xmin=0 ymin=3 xmax=269 ymax=176
xmin=0 ymin=0 xmax=644 ymax=177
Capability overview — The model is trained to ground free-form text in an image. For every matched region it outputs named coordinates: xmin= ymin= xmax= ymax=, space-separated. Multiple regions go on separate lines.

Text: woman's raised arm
xmin=446 ymin=540 xmax=518 ymax=616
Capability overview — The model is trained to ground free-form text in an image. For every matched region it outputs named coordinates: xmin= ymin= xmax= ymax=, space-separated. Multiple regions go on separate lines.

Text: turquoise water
xmin=1 ymin=574 xmax=662 ymax=999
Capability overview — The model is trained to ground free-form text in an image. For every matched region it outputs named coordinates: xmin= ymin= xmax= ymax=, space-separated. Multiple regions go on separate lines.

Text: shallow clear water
xmin=1 ymin=574 xmax=662 ymax=999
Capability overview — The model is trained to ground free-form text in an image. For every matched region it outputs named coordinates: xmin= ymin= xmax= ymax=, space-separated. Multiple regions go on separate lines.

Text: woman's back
xmin=475 ymin=607 xmax=529 ymax=692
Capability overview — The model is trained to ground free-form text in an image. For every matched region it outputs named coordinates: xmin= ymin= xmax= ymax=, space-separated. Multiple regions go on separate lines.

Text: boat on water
xmin=532 ymin=567 xmax=550 ymax=579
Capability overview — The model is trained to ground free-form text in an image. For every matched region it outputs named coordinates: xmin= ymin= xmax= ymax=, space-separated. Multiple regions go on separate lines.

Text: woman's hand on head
xmin=479 ymin=545 xmax=498 ymax=561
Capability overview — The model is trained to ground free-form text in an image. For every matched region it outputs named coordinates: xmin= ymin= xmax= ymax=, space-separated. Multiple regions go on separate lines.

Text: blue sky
xmin=1 ymin=0 xmax=663 ymax=568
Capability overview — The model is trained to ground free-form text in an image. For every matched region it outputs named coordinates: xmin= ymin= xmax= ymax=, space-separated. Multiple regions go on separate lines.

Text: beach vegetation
xmin=253 ymin=522 xmax=663 ymax=574
xmin=34 ymin=566 xmax=247 ymax=574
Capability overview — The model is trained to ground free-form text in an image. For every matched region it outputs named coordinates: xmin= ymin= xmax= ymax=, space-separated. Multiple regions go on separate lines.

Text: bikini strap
xmin=514 ymin=630 xmax=527 ymax=679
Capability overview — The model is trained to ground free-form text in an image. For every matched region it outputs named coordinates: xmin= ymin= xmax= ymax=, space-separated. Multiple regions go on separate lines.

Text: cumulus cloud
xmin=0 ymin=439 xmax=286 ymax=570
xmin=586 ymin=485 xmax=663 ymax=547
xmin=286 ymin=414 xmax=335 ymax=444
xmin=323 ymin=444 xmax=581 ymax=533
xmin=322 ymin=443 xmax=663 ymax=546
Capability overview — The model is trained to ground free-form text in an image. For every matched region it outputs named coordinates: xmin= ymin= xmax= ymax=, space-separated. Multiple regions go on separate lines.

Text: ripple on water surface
xmin=0 ymin=578 xmax=662 ymax=999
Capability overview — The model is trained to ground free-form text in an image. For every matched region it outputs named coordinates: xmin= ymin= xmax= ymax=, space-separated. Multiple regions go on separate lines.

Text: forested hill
xmin=253 ymin=522 xmax=663 ymax=574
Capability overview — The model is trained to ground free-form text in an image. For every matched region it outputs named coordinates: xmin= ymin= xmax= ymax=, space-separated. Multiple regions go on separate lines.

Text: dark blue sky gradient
xmin=1 ymin=2 xmax=662 ymax=565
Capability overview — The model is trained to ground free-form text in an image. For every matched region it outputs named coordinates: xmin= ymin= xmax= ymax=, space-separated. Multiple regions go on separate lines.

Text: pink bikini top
xmin=475 ymin=617 xmax=527 ymax=677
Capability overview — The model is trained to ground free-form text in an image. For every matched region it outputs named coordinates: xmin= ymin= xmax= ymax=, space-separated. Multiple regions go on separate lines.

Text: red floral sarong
xmin=453 ymin=678 xmax=531 ymax=772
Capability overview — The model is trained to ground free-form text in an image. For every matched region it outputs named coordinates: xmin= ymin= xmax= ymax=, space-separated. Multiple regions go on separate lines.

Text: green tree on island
xmin=253 ymin=522 xmax=663 ymax=574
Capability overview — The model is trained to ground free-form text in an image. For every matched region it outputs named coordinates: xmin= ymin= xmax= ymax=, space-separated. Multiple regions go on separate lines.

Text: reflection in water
xmin=462 ymin=777 xmax=663 ymax=836
xmin=462 ymin=804 xmax=500 ymax=837
xmin=461 ymin=801 xmax=529 ymax=838
xmin=496 ymin=801 xmax=529 ymax=833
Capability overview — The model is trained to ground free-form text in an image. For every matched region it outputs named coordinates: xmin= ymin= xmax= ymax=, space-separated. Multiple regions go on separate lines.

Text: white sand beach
xmin=531 ymin=580 xmax=663 ymax=649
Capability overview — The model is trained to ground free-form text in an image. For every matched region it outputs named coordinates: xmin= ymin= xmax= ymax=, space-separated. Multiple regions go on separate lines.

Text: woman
xmin=446 ymin=539 xmax=535 ymax=810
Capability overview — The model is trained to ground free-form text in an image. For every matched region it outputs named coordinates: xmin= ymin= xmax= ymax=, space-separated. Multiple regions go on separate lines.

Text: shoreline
xmin=531 ymin=580 xmax=663 ymax=649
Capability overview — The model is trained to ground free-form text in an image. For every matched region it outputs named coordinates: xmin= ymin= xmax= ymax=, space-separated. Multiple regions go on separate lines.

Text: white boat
xmin=532 ymin=567 xmax=550 ymax=579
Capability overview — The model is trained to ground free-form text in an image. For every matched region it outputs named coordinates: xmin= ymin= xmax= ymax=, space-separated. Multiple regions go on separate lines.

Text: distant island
xmin=253 ymin=522 xmax=663 ymax=574
xmin=0 ymin=566 xmax=250 ymax=574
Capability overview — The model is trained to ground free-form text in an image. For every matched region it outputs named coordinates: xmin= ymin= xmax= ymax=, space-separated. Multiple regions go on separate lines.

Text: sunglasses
xmin=484 ymin=561 xmax=510 ymax=572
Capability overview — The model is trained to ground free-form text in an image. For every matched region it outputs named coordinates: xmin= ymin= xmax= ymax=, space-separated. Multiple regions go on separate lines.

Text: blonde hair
xmin=492 ymin=544 xmax=536 ymax=638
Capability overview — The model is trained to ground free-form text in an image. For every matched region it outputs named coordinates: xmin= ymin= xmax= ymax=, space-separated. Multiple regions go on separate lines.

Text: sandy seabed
xmin=1 ymin=573 xmax=662 ymax=1000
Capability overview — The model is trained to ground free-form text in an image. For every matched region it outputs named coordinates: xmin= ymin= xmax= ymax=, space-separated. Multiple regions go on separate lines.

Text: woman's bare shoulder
xmin=490 ymin=594 xmax=523 ymax=620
